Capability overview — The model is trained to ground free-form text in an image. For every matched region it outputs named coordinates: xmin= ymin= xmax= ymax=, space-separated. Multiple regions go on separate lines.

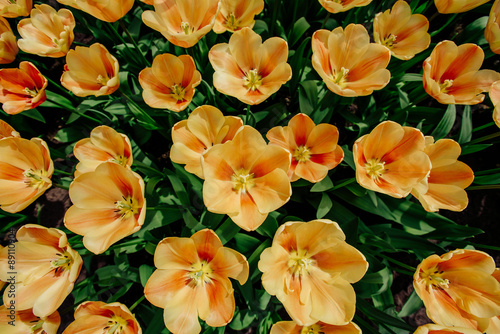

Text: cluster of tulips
xmin=1 ymin=0 xmax=500 ymax=333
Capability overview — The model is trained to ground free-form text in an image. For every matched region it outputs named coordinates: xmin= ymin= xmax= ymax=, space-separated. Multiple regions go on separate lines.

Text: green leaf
xmin=215 ymin=218 xmax=240 ymax=245
xmin=54 ymin=127 xmax=84 ymax=143
xmin=316 ymin=193 xmax=333 ymax=219
xmin=298 ymin=81 xmax=318 ymax=115
xmin=256 ymin=215 xmax=279 ymax=238
xmin=458 ymin=105 xmax=472 ymax=144
xmin=431 ymin=104 xmax=456 ymax=139
xmin=139 ymin=264 xmax=155 ymax=287
xmin=461 ymin=143 xmax=492 ymax=155
xmin=357 ymin=298 xmax=413 ymax=331
xmin=474 ymin=173 xmax=500 ymax=185
xmin=398 ymin=290 xmax=423 ymax=318
xmin=310 ymin=175 xmax=334 ymax=192
xmin=229 ymin=309 xmax=257 ymax=330
xmin=288 ymin=17 xmax=310 ymax=47
xmin=22 ymin=108 xmax=45 ymax=123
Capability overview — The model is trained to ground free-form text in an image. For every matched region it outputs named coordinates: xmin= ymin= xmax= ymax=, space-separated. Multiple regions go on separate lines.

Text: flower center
xmin=30 ymin=319 xmax=44 ymax=334
xmin=243 ymin=69 xmax=263 ymax=91
xmin=170 ymin=84 xmax=186 ymax=102
xmin=23 ymin=169 xmax=51 ymax=189
xmin=382 ymin=34 xmax=397 ymax=48
xmin=109 ymin=155 xmax=128 ymax=166
xmin=330 ymin=67 xmax=349 ymax=89
xmin=420 ymin=265 xmax=450 ymax=290
xmin=104 ymin=315 xmax=129 ymax=334
xmin=188 ymin=261 xmax=213 ymax=286
xmin=300 ymin=324 xmax=324 ymax=334
xmin=51 ymin=251 xmax=74 ymax=275
xmin=364 ymin=159 xmax=386 ymax=180
xmin=231 ymin=169 xmax=255 ymax=193
xmin=439 ymin=79 xmax=454 ymax=93
xmin=225 ymin=13 xmax=239 ymax=31
xmin=96 ymin=74 xmax=109 ymax=86
xmin=115 ymin=196 xmax=140 ymax=220
xmin=24 ymin=87 xmax=38 ymax=97
xmin=288 ymin=249 xmax=315 ymax=277
xmin=293 ymin=146 xmax=311 ymax=163
xmin=180 ymin=22 xmax=194 ymax=35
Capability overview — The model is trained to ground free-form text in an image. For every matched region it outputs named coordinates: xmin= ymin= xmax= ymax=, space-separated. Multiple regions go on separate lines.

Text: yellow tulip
xmin=267 ymin=113 xmax=344 ymax=183
xmin=423 ymin=40 xmax=500 ymax=105
xmin=312 ymin=24 xmax=391 ymax=97
xmin=318 ymin=0 xmax=372 ymax=14
xmin=486 ymin=0 xmax=500 ymax=54
xmin=0 ymin=16 xmax=18 ymax=64
xmin=17 ymin=4 xmax=75 ymax=58
xmin=0 ymin=0 xmax=31 ymax=18
xmin=434 ymin=0 xmax=490 ymax=14
xmin=490 ymin=80 xmax=500 ymax=128
xmin=414 ymin=249 xmax=500 ymax=332
xmin=259 ymin=220 xmax=368 ymax=326
xmin=144 ymin=229 xmax=249 ymax=334
xmin=61 ymin=43 xmax=120 ymax=97
xmin=0 ymin=225 xmax=82 ymax=318
xmin=202 ymin=125 xmax=291 ymax=231
xmin=209 ymin=27 xmax=292 ymax=105
xmin=270 ymin=321 xmax=361 ymax=334
xmin=0 ymin=307 xmax=60 ymax=334
xmin=56 ymin=0 xmax=134 ymax=22
xmin=213 ymin=0 xmax=264 ymax=33
xmin=170 ymin=105 xmax=243 ymax=179
xmin=64 ymin=162 xmax=146 ymax=254
xmin=0 ymin=119 xmax=19 ymax=139
xmin=0 ymin=137 xmax=53 ymax=213
xmin=139 ymin=53 xmax=201 ymax=112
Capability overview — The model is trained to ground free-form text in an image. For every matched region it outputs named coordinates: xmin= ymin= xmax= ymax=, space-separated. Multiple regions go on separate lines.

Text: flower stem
xmin=54 ymin=169 xmax=73 ymax=176
xmin=119 ymin=20 xmax=151 ymax=67
xmin=467 ymin=185 xmax=500 ymax=190
xmin=129 ymin=295 xmax=146 ymax=311
xmin=52 ymin=183 xmax=69 ymax=191
xmin=378 ymin=253 xmax=416 ymax=272
xmin=468 ymin=131 xmax=500 ymax=145
xmin=105 ymin=22 xmax=136 ymax=62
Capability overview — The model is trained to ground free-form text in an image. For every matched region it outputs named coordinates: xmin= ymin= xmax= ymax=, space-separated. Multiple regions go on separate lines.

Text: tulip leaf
xmin=431 ymin=104 xmax=456 ymax=139
xmin=288 ymin=17 xmax=310 ymax=47
xmin=461 ymin=143 xmax=492 ymax=155
xmin=256 ymin=215 xmax=279 ymax=238
xmin=310 ymin=175 xmax=334 ymax=192
xmin=317 ymin=193 xmax=333 ymax=219
xmin=215 ymin=218 xmax=241 ymax=245
xmin=139 ymin=264 xmax=154 ymax=287
xmin=229 ymin=309 xmax=257 ymax=330
xmin=21 ymin=108 xmax=45 ymax=123
xmin=458 ymin=105 xmax=472 ymax=144
xmin=357 ymin=298 xmax=413 ymax=331
xmin=474 ymin=173 xmax=500 ymax=185
xmin=298 ymin=80 xmax=318 ymax=115
xmin=398 ymin=290 xmax=424 ymax=318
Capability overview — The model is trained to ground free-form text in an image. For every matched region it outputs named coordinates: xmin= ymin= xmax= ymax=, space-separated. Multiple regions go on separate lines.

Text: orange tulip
xmin=434 ymin=0 xmax=490 ymax=14
xmin=423 ymin=41 xmax=500 ymax=105
xmin=486 ymin=0 xmax=500 ymax=54
xmin=258 ymin=220 xmax=368 ymax=326
xmin=139 ymin=53 xmax=201 ymax=112
xmin=213 ymin=0 xmax=264 ymax=33
xmin=318 ymin=0 xmax=372 ymax=13
xmin=413 ymin=249 xmax=500 ymax=332
xmin=73 ymin=125 xmax=133 ymax=177
xmin=61 ymin=43 xmax=120 ymax=97
xmin=267 ymin=113 xmax=344 ymax=183
xmin=491 ymin=80 xmax=500 ymax=128
xmin=353 ymin=121 xmax=431 ymax=198
xmin=56 ymin=0 xmax=134 ymax=22
xmin=0 ymin=307 xmax=60 ymax=334
xmin=17 ymin=4 xmax=75 ymax=58
xmin=0 ymin=224 xmax=83 ymax=318
xmin=0 ymin=119 xmax=19 ymax=138
xmin=411 ymin=137 xmax=474 ymax=212
xmin=0 ymin=137 xmax=53 ymax=213
xmin=202 ymin=125 xmax=291 ymax=231
xmin=414 ymin=324 xmax=482 ymax=334
xmin=312 ymin=24 xmax=391 ymax=97
xmin=0 ymin=0 xmax=31 ymax=18
xmin=64 ymin=162 xmax=145 ymax=254
xmin=0 ymin=16 xmax=18 ymax=64
xmin=487 ymin=269 xmax=500 ymax=334
xmin=62 ymin=301 xmax=142 ymax=334
xmin=144 ymin=229 xmax=249 ymax=334
xmin=142 ymin=0 xmax=220 ymax=48
xmin=209 ymin=27 xmax=292 ymax=105
xmin=170 ymin=105 xmax=243 ymax=179
xmin=0 ymin=61 xmax=47 ymax=115
xmin=373 ymin=0 xmax=430 ymax=60
xmin=141 ymin=0 xmax=154 ymax=5
xmin=271 ymin=321 xmax=361 ymax=334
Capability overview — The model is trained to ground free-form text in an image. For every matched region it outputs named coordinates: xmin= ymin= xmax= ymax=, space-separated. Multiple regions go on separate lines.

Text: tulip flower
xmin=141 ymin=0 xmax=154 ymax=4
xmin=56 ymin=0 xmax=134 ymax=22
xmin=213 ymin=0 xmax=265 ymax=33
xmin=486 ymin=0 xmax=500 ymax=54
xmin=312 ymin=24 xmax=391 ymax=97
xmin=0 ymin=0 xmax=31 ymax=18
xmin=144 ymin=229 xmax=249 ymax=334
xmin=259 ymin=220 xmax=368 ymax=326
xmin=353 ymin=121 xmax=431 ymax=198
xmin=411 ymin=137 xmax=474 ymax=212
xmin=318 ymin=0 xmax=372 ymax=14
xmin=267 ymin=113 xmax=344 ymax=183
xmin=423 ymin=41 xmax=500 ymax=105
xmin=202 ymin=125 xmax=291 ymax=231
xmin=413 ymin=249 xmax=500 ymax=332
xmin=0 ymin=137 xmax=53 ymax=213
xmin=373 ymin=0 xmax=430 ymax=60
xmin=61 ymin=43 xmax=120 ymax=97
xmin=62 ymin=301 xmax=142 ymax=334
xmin=487 ymin=269 xmax=500 ymax=334
xmin=270 ymin=321 xmax=361 ymax=334
xmin=434 ymin=0 xmax=490 ymax=14
xmin=0 ymin=307 xmax=60 ymax=334
xmin=414 ymin=324 xmax=482 ymax=334
xmin=142 ymin=0 xmax=220 ymax=48
xmin=64 ymin=162 xmax=146 ymax=254
xmin=0 ymin=225 xmax=83 ymax=318
xmin=139 ymin=53 xmax=201 ymax=112
xmin=0 ymin=61 xmax=47 ymax=115
xmin=17 ymin=4 xmax=75 ymax=58
xmin=0 ymin=119 xmax=19 ymax=138
xmin=209 ymin=27 xmax=292 ymax=105
xmin=73 ymin=125 xmax=133 ymax=177
xmin=0 ymin=16 xmax=18 ymax=64
xmin=490 ymin=80 xmax=500 ymax=128
xmin=170 ymin=105 xmax=243 ymax=179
